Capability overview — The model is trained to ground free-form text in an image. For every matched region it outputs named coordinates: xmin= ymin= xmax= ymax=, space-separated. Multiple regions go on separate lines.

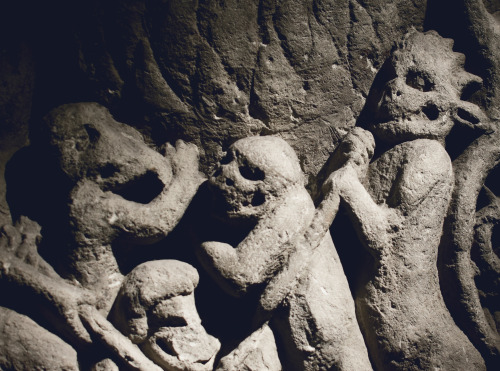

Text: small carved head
xmin=209 ymin=136 xmax=304 ymax=220
xmin=110 ymin=260 xmax=220 ymax=371
xmin=365 ymin=30 xmax=489 ymax=143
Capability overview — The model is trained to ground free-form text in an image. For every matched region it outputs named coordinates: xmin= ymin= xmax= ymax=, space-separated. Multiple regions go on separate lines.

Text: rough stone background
xmin=0 ymin=0 xmax=433 ymax=227
xmin=1 ymin=0 xmax=500 ymax=370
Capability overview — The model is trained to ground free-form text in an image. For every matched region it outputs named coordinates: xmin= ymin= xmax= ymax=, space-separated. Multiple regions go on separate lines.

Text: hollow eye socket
xmin=405 ymin=69 xmax=434 ymax=92
xmin=239 ymin=162 xmax=265 ymax=181
xmin=84 ymin=123 xmax=101 ymax=142
xmin=219 ymin=150 xmax=234 ymax=165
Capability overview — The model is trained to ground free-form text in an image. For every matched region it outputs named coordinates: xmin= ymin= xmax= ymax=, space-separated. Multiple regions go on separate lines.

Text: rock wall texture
xmin=1 ymin=0 xmax=500 ymax=370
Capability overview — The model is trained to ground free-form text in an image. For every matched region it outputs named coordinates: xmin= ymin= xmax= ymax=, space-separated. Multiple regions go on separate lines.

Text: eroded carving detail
xmin=198 ymin=136 xmax=372 ymax=370
xmin=110 ymin=260 xmax=220 ymax=371
xmin=0 ymin=4 xmax=499 ymax=367
xmin=324 ymin=30 xmax=489 ymax=370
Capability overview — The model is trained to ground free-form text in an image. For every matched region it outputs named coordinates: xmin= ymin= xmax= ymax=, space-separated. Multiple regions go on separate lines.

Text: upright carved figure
xmin=1 ymin=102 xmax=206 ymax=369
xmin=197 ymin=136 xmax=372 ymax=370
xmin=41 ymin=102 xmax=204 ymax=311
xmin=325 ymin=30 xmax=488 ymax=370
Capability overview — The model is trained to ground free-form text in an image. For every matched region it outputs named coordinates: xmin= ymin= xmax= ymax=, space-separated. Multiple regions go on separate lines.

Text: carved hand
xmin=164 ymin=139 xmax=205 ymax=186
xmin=338 ymin=127 xmax=375 ymax=178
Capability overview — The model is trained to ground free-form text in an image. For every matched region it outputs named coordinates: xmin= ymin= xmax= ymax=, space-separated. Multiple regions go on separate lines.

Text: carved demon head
xmin=110 ymin=260 xmax=220 ymax=371
xmin=209 ymin=136 xmax=304 ymax=220
xmin=365 ymin=30 xmax=489 ymax=143
xmin=44 ymin=102 xmax=172 ymax=201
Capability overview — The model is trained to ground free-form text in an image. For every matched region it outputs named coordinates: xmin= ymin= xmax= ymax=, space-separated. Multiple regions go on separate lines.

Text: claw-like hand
xmin=322 ymin=128 xmax=374 ymax=196
xmin=336 ymin=127 xmax=375 ymax=178
xmin=164 ymin=140 xmax=205 ymax=185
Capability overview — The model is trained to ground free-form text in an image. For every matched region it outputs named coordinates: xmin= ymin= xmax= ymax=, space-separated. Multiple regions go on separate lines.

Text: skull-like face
xmin=110 ymin=260 xmax=220 ymax=371
xmin=209 ymin=136 xmax=304 ymax=221
xmin=46 ymin=102 xmax=172 ymax=202
xmin=366 ymin=30 xmax=488 ymax=143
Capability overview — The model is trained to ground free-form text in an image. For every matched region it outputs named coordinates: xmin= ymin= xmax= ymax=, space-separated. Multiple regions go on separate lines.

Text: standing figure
xmin=197 ymin=136 xmax=372 ymax=370
xmin=41 ymin=102 xmax=205 ymax=311
xmin=325 ymin=30 xmax=488 ymax=370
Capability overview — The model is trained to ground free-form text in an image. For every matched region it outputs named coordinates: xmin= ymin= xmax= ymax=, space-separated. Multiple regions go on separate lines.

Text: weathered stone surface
xmin=110 ymin=260 xmax=220 ymax=371
xmin=324 ymin=30 xmax=488 ymax=370
xmin=37 ymin=102 xmax=204 ymax=311
xmin=0 ymin=306 xmax=79 ymax=370
xmin=216 ymin=323 xmax=281 ymax=371
xmin=199 ymin=136 xmax=371 ymax=370
xmin=0 ymin=0 xmax=500 ymax=370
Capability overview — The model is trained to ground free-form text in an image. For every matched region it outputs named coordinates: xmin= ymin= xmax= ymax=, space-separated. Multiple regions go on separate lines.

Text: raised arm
xmin=329 ymin=137 xmax=453 ymax=256
xmin=71 ymin=140 xmax=205 ymax=245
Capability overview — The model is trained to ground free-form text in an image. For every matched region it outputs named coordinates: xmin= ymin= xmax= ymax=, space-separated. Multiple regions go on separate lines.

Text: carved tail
xmin=439 ymin=128 xmax=500 ymax=368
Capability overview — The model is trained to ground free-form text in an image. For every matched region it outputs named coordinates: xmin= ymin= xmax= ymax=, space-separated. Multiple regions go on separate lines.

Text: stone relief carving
xmin=323 ymin=30 xmax=490 ymax=370
xmin=197 ymin=135 xmax=371 ymax=370
xmin=1 ymin=1 xmax=500 ymax=370
xmin=110 ymin=260 xmax=220 ymax=370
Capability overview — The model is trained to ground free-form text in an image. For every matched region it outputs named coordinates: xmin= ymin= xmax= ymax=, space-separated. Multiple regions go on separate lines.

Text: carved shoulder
xmin=369 ymin=139 xmax=453 ymax=211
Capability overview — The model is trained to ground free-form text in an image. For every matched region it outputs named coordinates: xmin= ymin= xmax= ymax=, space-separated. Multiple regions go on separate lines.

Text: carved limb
xmin=199 ymin=187 xmax=314 ymax=297
xmin=0 ymin=250 xmax=169 ymax=369
xmin=257 ymin=179 xmax=341 ymax=315
xmin=0 ymin=249 xmax=94 ymax=348
xmin=258 ymin=128 xmax=376 ymax=315
xmin=79 ymin=305 xmax=163 ymax=371
xmin=329 ymin=165 xmax=394 ymax=255
xmin=72 ymin=141 xmax=205 ymax=245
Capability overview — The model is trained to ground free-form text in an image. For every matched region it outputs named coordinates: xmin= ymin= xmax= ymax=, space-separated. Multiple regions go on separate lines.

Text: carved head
xmin=365 ymin=30 xmax=488 ymax=143
xmin=110 ymin=260 xmax=220 ymax=371
xmin=43 ymin=102 xmax=171 ymax=202
xmin=209 ymin=136 xmax=304 ymax=220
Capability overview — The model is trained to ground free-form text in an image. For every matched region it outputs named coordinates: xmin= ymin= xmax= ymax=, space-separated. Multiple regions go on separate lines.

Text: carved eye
xmin=84 ymin=123 xmax=101 ymax=142
xmin=422 ymin=103 xmax=440 ymax=120
xmin=239 ymin=163 xmax=265 ymax=181
xmin=220 ymin=150 xmax=234 ymax=165
xmin=405 ymin=69 xmax=434 ymax=92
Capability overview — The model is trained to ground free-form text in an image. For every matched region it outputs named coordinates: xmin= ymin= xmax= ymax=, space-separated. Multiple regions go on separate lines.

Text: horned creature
xmin=323 ymin=30 xmax=489 ymax=370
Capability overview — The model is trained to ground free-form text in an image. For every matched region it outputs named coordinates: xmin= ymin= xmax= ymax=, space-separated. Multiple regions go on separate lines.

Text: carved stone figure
xmin=197 ymin=136 xmax=372 ymax=370
xmin=324 ymin=30 xmax=488 ymax=370
xmin=110 ymin=259 xmax=220 ymax=371
xmin=0 ymin=102 xmax=207 ymax=370
xmin=41 ymin=102 xmax=205 ymax=311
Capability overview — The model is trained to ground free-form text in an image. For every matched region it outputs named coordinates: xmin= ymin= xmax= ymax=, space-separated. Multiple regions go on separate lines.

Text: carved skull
xmin=45 ymin=102 xmax=172 ymax=202
xmin=366 ymin=30 xmax=489 ymax=143
xmin=110 ymin=260 xmax=220 ymax=371
xmin=209 ymin=136 xmax=304 ymax=220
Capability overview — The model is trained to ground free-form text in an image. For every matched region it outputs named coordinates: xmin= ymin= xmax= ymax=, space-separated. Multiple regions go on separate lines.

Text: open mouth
xmin=143 ymin=326 xmax=221 ymax=368
xmin=105 ymin=170 xmax=165 ymax=204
